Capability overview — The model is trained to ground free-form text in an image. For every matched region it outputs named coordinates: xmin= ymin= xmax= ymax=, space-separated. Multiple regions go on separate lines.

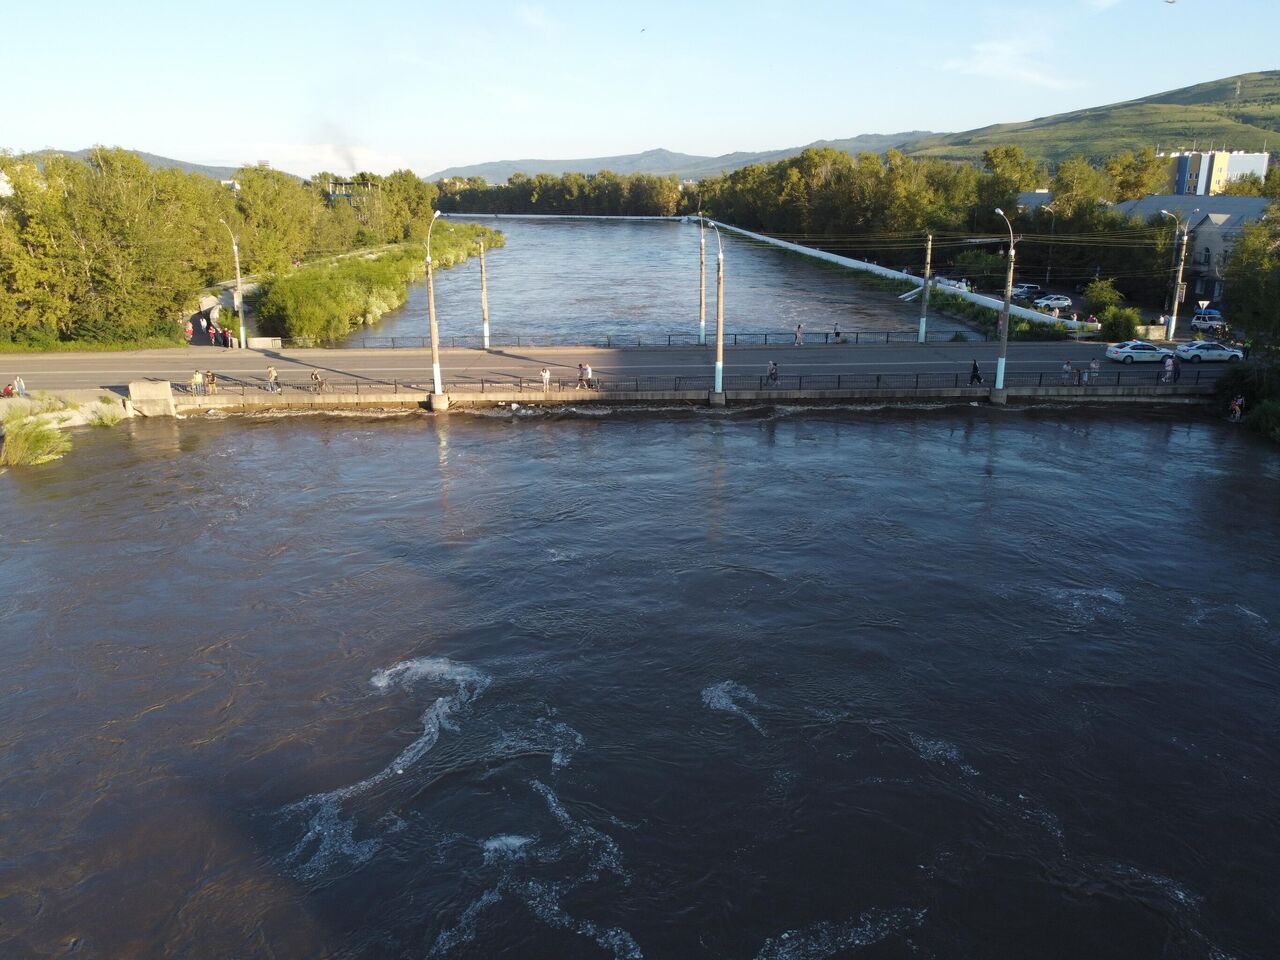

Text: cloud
xmin=943 ymin=39 xmax=1077 ymax=91
xmin=1084 ymin=0 xmax=1123 ymax=8
xmin=515 ymin=4 xmax=555 ymax=32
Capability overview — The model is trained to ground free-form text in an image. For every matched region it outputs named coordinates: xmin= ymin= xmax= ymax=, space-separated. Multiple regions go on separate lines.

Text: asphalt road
xmin=3 ymin=341 xmax=1206 ymax=392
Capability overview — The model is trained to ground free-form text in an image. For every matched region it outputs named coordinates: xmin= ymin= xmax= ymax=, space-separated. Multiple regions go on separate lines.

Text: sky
xmin=2 ymin=0 xmax=1276 ymax=177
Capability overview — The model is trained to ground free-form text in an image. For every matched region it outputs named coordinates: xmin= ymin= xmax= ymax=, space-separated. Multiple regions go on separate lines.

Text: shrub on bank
xmin=0 ymin=418 xmax=71 ymax=466
xmin=256 ymin=224 xmax=502 ymax=342
xmin=1249 ymin=399 xmax=1280 ymax=442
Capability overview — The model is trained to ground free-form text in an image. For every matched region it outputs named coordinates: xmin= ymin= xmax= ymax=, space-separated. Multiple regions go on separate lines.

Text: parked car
xmin=1105 ymin=340 xmax=1175 ymax=364
xmin=1190 ymin=311 xmax=1228 ymax=335
xmin=1033 ymin=294 xmax=1072 ymax=310
xmin=1175 ymin=341 xmax=1243 ymax=363
xmin=1012 ymin=283 xmax=1041 ymax=300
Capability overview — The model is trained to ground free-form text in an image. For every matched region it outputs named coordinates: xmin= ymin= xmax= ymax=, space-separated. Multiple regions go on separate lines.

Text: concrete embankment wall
xmin=151 ymin=383 xmax=1215 ymax=417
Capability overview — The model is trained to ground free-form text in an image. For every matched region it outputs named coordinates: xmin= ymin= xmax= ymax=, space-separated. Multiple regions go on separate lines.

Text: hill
xmin=20 ymin=149 xmax=255 ymax=181
xmin=902 ymin=71 xmax=1280 ymax=164
xmin=427 ymin=133 xmax=937 ymax=182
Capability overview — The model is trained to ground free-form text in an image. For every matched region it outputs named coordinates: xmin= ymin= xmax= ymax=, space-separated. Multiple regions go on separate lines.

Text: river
xmin=1 ymin=405 xmax=1277 ymax=959
xmin=342 ymin=217 xmax=963 ymax=345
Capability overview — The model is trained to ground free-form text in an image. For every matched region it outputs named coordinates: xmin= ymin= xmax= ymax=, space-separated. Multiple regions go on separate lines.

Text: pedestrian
xmin=184 ymin=319 xmax=193 ymax=341
xmin=191 ymin=370 xmax=204 ymax=396
xmin=584 ymin=363 xmax=594 ymax=388
xmin=199 ymin=316 xmax=208 ymax=337
xmin=1172 ymin=355 xmax=1182 ymax=383
xmin=794 ymin=323 xmax=804 ymax=346
xmin=310 ymin=369 xmax=321 ymax=392
xmin=767 ymin=360 xmax=779 ymax=386
xmin=1162 ymin=355 xmax=1174 ymax=383
xmin=267 ymin=365 xmax=279 ymax=393
xmin=1243 ymin=337 xmax=1253 ymax=360
xmin=1229 ymin=395 xmax=1245 ymax=422
xmin=540 ymin=367 xmax=551 ymax=391
xmin=832 ymin=322 xmax=841 ymax=344
xmin=1061 ymin=360 xmax=1072 ymax=385
xmin=206 ymin=371 xmax=218 ymax=395
xmin=968 ymin=360 xmax=983 ymax=386
xmin=1089 ymin=357 xmax=1100 ymax=385
xmin=1070 ymin=312 xmax=1079 ymax=324
xmin=1087 ymin=314 xmax=1098 ymax=325
xmin=13 ymin=375 xmax=25 ymax=398
xmin=576 ymin=364 xmax=587 ymax=389
xmin=2 ymin=383 xmax=13 ymax=398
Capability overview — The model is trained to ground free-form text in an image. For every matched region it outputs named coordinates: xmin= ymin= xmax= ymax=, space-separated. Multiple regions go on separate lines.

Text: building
xmin=0 ymin=170 xmax=12 ymax=198
xmin=1161 ymin=151 xmax=1270 ymax=196
xmin=1113 ymin=195 xmax=1271 ymax=303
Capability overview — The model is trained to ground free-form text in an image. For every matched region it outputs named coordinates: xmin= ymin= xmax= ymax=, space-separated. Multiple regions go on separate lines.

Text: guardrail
xmin=279 ymin=328 xmax=989 ymax=350
xmin=172 ymin=366 xmax=1219 ymax=399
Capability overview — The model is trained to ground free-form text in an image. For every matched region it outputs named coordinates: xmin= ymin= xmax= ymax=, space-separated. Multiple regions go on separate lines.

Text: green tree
xmin=1105 ymin=148 xmax=1167 ymax=201
xmin=1222 ymin=207 xmax=1280 ymax=344
xmin=1221 ymin=172 xmax=1265 ymax=196
xmin=1083 ymin=278 xmax=1124 ymax=317
xmin=1050 ymin=155 xmax=1113 ymax=217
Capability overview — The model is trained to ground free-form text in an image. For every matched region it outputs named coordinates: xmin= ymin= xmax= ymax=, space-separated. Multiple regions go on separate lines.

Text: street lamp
xmin=708 ymin=221 xmax=725 ymax=395
xmin=426 ymin=210 xmax=444 ymax=396
xmin=1043 ymin=204 xmax=1057 ymax=286
xmin=994 ymin=207 xmax=1018 ymax=391
xmin=698 ymin=211 xmax=707 ymax=346
xmin=1160 ymin=208 xmax=1197 ymax=342
xmin=217 ymin=219 xmax=246 ymax=349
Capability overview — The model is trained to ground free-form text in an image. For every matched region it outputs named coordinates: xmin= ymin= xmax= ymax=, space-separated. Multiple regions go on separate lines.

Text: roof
xmin=1112 ymin=194 xmax=1270 ymax=227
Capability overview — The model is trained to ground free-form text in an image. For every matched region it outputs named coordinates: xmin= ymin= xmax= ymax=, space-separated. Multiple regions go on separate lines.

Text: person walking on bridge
xmin=266 ymin=365 xmax=280 ymax=394
xmin=968 ymin=360 xmax=983 ymax=386
xmin=767 ymin=360 xmax=779 ymax=386
xmin=13 ymin=375 xmax=25 ymax=398
xmin=540 ymin=367 xmax=551 ymax=391
xmin=794 ymin=323 xmax=804 ymax=347
xmin=576 ymin=364 xmax=587 ymax=389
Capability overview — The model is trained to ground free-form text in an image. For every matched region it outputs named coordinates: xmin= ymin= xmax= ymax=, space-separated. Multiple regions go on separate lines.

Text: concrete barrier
xmin=128 ymin=381 xmax=176 ymax=417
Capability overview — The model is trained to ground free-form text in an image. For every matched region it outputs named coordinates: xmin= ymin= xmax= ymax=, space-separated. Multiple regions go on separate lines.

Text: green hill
xmin=903 ymin=71 xmax=1280 ymax=164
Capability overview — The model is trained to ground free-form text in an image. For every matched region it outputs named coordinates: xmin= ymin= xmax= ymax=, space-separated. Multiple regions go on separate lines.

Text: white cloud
xmin=943 ymin=39 xmax=1078 ymax=91
xmin=1084 ymin=0 xmax=1123 ymax=9
xmin=515 ymin=4 xmax=555 ymax=32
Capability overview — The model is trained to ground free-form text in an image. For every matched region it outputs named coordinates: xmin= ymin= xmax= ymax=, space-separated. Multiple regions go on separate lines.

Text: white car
xmin=1033 ymin=294 xmax=1072 ymax=310
xmin=1106 ymin=340 xmax=1174 ymax=364
xmin=1175 ymin=341 xmax=1243 ymax=363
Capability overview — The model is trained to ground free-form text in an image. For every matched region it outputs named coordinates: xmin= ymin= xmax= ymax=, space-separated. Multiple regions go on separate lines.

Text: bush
xmin=0 ymin=418 xmax=71 ymax=466
xmin=88 ymin=404 xmax=123 ymax=427
xmin=1084 ymin=278 xmax=1124 ymax=316
xmin=1098 ymin=306 xmax=1141 ymax=342
xmin=1248 ymin=399 xmax=1280 ymax=442
xmin=1213 ymin=360 xmax=1279 ymax=409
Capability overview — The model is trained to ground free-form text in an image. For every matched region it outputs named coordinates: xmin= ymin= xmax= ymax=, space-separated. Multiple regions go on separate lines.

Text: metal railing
xmin=280 ymin=328 xmax=989 ymax=351
xmin=177 ymin=377 xmax=409 ymax=397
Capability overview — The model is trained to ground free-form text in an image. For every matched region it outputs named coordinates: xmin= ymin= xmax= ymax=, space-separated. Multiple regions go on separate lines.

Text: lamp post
xmin=426 ymin=210 xmax=444 ymax=396
xmin=1043 ymin=204 xmax=1056 ymax=287
xmin=994 ymin=207 xmax=1018 ymax=391
xmin=698 ymin=211 xmax=707 ymax=346
xmin=709 ymin=221 xmax=725 ymax=396
xmin=1160 ymin=208 xmax=1196 ymax=342
xmin=478 ymin=239 xmax=490 ymax=350
xmin=217 ymin=219 xmax=246 ymax=348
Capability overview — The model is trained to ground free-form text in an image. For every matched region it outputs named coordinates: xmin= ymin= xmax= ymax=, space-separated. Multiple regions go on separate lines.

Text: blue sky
xmin=2 ymin=0 xmax=1275 ymax=176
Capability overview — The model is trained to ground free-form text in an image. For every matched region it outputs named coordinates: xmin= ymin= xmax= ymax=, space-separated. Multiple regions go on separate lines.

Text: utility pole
xmin=1170 ymin=226 xmax=1189 ymax=342
xmin=994 ymin=208 xmax=1017 ymax=392
xmin=917 ymin=233 xmax=933 ymax=344
xmin=698 ymin=213 xmax=707 ymax=346
xmin=1044 ymin=204 xmax=1057 ymax=287
xmin=426 ymin=210 xmax=444 ymax=398
xmin=709 ymin=222 xmax=725 ymax=397
xmin=479 ymin=240 xmax=490 ymax=350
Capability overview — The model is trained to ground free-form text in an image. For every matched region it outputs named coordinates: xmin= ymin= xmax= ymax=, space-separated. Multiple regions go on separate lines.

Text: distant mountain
xmin=21 ymin=149 xmax=255 ymax=181
xmin=427 ymin=133 xmax=939 ymax=182
xmin=902 ymin=71 xmax=1280 ymax=164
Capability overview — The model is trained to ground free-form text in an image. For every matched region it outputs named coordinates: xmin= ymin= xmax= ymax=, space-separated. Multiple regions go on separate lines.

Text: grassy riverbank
xmin=255 ymin=223 xmax=502 ymax=342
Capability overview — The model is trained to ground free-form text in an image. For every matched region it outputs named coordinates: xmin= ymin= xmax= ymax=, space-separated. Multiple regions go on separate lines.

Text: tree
xmin=1222 ymin=206 xmax=1280 ymax=344
xmin=1221 ymin=172 xmax=1265 ymax=197
xmin=1105 ymin=148 xmax=1167 ymax=201
xmin=1050 ymin=155 xmax=1113 ymax=217
xmin=1083 ymin=278 xmax=1124 ymax=317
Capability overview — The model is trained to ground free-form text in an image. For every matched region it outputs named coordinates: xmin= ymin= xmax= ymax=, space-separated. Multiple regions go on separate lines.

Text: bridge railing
xmin=279 ymin=328 xmax=990 ymax=350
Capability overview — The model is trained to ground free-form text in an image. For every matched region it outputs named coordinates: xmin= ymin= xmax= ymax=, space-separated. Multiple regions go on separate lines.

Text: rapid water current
xmin=0 ymin=405 xmax=1277 ymax=958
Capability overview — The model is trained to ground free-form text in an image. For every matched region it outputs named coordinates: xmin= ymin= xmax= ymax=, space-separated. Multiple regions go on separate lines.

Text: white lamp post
xmin=426 ymin=210 xmax=444 ymax=395
xmin=217 ymin=219 xmax=246 ymax=349
xmin=1160 ymin=208 xmax=1197 ymax=342
xmin=708 ymin=221 xmax=724 ymax=395
xmin=994 ymin=207 xmax=1018 ymax=391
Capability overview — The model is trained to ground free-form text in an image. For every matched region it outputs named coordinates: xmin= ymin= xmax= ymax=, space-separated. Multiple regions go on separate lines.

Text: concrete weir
xmin=142 ymin=381 xmax=1217 ymax=418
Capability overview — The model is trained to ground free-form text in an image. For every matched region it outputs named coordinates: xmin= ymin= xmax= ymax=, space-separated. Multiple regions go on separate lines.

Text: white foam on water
xmin=1043 ymin=586 xmax=1126 ymax=626
xmin=909 ymin=733 xmax=979 ymax=776
xmin=531 ymin=779 xmax=627 ymax=882
xmin=428 ymin=887 xmax=503 ymax=957
xmin=482 ymin=834 xmax=536 ymax=865
xmin=517 ymin=879 xmax=644 ymax=960
xmin=702 ymin=680 xmax=766 ymax=735
xmin=493 ymin=719 xmax=586 ymax=769
xmin=753 ymin=907 xmax=927 ymax=960
xmin=545 ymin=547 xmax=578 ymax=562
xmin=279 ymin=657 xmax=491 ymax=879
